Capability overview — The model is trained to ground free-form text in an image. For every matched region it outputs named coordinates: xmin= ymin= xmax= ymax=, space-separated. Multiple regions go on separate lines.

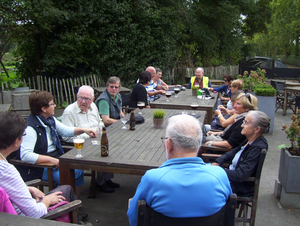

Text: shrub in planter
xmin=254 ymin=84 xmax=276 ymax=97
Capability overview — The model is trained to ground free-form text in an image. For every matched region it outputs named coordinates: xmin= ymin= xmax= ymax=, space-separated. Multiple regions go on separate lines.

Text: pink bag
xmin=48 ymin=201 xmax=70 ymax=223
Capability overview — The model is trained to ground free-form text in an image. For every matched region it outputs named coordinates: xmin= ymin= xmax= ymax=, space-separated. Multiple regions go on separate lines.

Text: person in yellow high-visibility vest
xmin=187 ymin=67 xmax=212 ymax=89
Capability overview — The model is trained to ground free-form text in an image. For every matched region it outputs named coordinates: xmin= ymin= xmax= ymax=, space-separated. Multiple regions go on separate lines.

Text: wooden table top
xmin=0 ymin=104 xmax=11 ymax=112
xmin=150 ymin=90 xmax=217 ymax=123
xmin=59 ymin=108 xmax=206 ymax=181
xmin=271 ymin=80 xmax=300 ymax=87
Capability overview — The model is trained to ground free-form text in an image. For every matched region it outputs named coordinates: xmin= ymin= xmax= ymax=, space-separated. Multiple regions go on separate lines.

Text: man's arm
xmin=147 ymin=90 xmax=165 ymax=97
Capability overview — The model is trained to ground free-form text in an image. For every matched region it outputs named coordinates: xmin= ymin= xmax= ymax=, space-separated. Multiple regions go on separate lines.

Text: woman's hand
xmin=206 ymin=131 xmax=221 ymax=136
xmin=42 ymin=191 xmax=66 ymax=208
xmin=28 ymin=186 xmax=45 ymax=202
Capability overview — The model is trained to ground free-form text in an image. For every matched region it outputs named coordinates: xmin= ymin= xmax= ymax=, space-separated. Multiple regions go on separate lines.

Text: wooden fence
xmin=1 ymin=74 xmax=104 ymax=107
xmin=1 ymin=65 xmax=238 ymax=106
xmin=167 ymin=65 xmax=239 ymax=84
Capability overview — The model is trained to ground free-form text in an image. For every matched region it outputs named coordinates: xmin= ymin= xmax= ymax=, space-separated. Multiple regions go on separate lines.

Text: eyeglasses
xmin=161 ymin=137 xmax=169 ymax=143
xmin=229 ymin=86 xmax=235 ymax=88
xmin=245 ymin=93 xmax=252 ymax=103
xmin=78 ymin=96 xmax=92 ymax=102
xmin=109 ymin=86 xmax=119 ymax=89
xmin=242 ymin=120 xmax=251 ymax=126
xmin=224 ymin=80 xmax=228 ymax=82
xmin=49 ymin=103 xmax=56 ymax=106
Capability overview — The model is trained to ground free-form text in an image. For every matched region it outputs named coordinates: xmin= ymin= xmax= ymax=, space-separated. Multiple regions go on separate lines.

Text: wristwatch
xmin=208 ymin=141 xmax=212 ymax=146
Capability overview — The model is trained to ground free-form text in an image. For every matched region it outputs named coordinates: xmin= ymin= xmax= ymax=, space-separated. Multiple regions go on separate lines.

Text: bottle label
xmin=130 ymin=121 xmax=135 ymax=130
xmin=101 ymin=145 xmax=109 ymax=156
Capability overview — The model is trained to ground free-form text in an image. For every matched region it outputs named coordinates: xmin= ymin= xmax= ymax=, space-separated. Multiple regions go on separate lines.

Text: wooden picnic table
xmin=59 ymin=108 xmax=206 ymax=190
xmin=150 ymin=90 xmax=218 ymax=124
xmin=271 ymin=80 xmax=300 ymax=87
xmin=93 ymin=87 xmax=131 ymax=99
xmin=0 ymin=104 xmax=11 ymax=112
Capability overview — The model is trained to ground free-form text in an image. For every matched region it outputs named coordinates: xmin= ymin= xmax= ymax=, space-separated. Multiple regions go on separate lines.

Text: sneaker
xmin=105 ymin=179 xmax=120 ymax=188
xmin=96 ymin=182 xmax=115 ymax=193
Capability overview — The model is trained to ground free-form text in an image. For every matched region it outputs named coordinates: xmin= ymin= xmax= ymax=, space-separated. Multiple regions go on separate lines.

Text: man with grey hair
xmin=127 ymin=114 xmax=232 ymax=226
xmin=62 ymin=85 xmax=120 ymax=193
xmin=96 ymin=76 xmax=124 ymax=126
xmin=187 ymin=67 xmax=212 ymax=89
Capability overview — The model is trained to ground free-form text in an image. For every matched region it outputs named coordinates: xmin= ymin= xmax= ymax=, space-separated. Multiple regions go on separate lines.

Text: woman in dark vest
xmin=17 ymin=91 xmax=96 ymax=196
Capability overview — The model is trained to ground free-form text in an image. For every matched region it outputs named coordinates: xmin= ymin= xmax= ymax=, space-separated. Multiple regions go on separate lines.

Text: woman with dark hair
xmin=129 ymin=71 xmax=152 ymax=109
xmin=0 ymin=111 xmax=77 ymax=218
xmin=18 ymin=90 xmax=97 ymax=196
xmin=209 ymin=74 xmax=235 ymax=99
xmin=212 ymin=110 xmax=270 ymax=196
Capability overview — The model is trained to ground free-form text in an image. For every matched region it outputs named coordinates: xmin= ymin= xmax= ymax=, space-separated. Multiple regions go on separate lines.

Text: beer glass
xmin=121 ymin=114 xmax=128 ymax=129
xmin=137 ymin=101 xmax=145 ymax=115
xmin=165 ymin=92 xmax=172 ymax=102
xmin=190 ymin=103 xmax=198 ymax=115
xmin=174 ymin=88 xmax=180 ymax=97
xmin=73 ymin=137 xmax=85 ymax=158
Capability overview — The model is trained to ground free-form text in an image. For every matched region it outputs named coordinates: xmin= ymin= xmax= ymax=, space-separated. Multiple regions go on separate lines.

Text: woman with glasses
xmin=0 ymin=111 xmax=78 ymax=218
xmin=16 ymin=91 xmax=97 ymax=197
xmin=204 ymin=93 xmax=258 ymax=149
xmin=211 ymin=111 xmax=270 ymax=196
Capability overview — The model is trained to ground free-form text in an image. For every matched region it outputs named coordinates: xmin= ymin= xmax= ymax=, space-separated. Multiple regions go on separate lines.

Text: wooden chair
xmin=235 ymin=149 xmax=267 ymax=226
xmin=9 ymin=158 xmax=57 ymax=192
xmin=0 ymin=180 xmax=81 ymax=224
xmin=275 ymin=81 xmax=295 ymax=113
xmin=137 ymin=193 xmax=237 ymax=226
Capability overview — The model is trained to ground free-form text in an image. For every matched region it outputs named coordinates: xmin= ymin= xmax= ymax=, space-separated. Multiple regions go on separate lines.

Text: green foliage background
xmin=1 ymin=0 xmax=272 ymax=85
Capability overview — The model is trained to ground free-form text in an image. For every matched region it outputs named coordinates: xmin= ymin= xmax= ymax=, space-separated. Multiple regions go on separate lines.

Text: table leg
xmin=60 ymin=162 xmax=76 ymax=191
xmin=283 ymin=90 xmax=287 ymax=116
xmin=206 ymin=109 xmax=213 ymax=124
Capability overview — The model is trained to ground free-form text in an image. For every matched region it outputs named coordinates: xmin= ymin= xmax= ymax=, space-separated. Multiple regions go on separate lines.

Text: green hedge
xmin=254 ymin=84 xmax=276 ymax=96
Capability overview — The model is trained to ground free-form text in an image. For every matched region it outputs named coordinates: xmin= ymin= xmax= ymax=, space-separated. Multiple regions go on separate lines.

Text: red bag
xmin=48 ymin=201 xmax=70 ymax=223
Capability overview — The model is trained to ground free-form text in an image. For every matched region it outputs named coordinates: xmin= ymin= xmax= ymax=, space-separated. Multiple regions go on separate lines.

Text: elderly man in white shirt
xmin=62 ymin=85 xmax=120 ymax=193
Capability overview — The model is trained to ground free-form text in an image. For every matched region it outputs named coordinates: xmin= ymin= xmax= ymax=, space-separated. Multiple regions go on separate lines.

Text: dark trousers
xmin=46 ymin=185 xmax=77 ymax=202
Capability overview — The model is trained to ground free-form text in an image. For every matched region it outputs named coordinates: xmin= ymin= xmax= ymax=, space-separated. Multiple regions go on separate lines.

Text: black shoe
xmin=105 ymin=179 xmax=120 ymax=188
xmin=96 ymin=182 xmax=115 ymax=193
xmin=78 ymin=208 xmax=88 ymax=220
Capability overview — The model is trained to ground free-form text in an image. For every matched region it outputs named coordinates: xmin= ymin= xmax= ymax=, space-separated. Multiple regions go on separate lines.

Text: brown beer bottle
xmin=129 ymin=110 xmax=135 ymax=130
xmin=101 ymin=127 xmax=109 ymax=157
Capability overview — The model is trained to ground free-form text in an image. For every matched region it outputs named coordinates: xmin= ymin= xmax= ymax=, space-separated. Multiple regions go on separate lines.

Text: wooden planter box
xmin=278 ymin=148 xmax=300 ymax=193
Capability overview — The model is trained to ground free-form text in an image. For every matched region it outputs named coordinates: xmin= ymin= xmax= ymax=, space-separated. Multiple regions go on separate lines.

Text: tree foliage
xmin=1 ymin=0 xmax=272 ymax=83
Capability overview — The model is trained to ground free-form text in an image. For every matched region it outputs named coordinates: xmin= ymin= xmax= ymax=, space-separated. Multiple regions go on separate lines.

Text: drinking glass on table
xmin=165 ymin=92 xmax=172 ymax=102
xmin=190 ymin=103 xmax=198 ymax=115
xmin=174 ymin=88 xmax=180 ymax=97
xmin=121 ymin=114 xmax=128 ymax=129
xmin=137 ymin=101 xmax=145 ymax=115
xmin=73 ymin=137 xmax=85 ymax=158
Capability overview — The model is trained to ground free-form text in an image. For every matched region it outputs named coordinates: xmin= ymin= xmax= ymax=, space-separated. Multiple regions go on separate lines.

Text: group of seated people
xmin=0 ymin=68 xmax=270 ymax=225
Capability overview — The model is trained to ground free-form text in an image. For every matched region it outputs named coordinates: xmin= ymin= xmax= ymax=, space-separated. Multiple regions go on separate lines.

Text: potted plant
xmin=239 ymin=69 xmax=276 ymax=133
xmin=191 ymin=86 xmax=198 ymax=96
xmin=276 ymin=111 xmax=300 ymax=209
xmin=152 ymin=109 xmax=166 ymax=128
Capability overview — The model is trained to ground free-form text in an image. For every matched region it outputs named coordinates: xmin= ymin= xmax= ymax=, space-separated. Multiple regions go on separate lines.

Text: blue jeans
xmin=42 ymin=168 xmax=84 ymax=187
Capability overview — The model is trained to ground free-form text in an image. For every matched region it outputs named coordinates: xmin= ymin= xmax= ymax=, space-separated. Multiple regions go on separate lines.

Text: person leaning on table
xmin=62 ymin=85 xmax=120 ymax=193
xmin=0 ymin=111 xmax=78 ymax=218
xmin=127 ymin=114 xmax=232 ymax=226
xmin=17 ymin=90 xmax=97 ymax=197
xmin=187 ymin=67 xmax=212 ymax=89
xmin=211 ymin=111 xmax=270 ymax=196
